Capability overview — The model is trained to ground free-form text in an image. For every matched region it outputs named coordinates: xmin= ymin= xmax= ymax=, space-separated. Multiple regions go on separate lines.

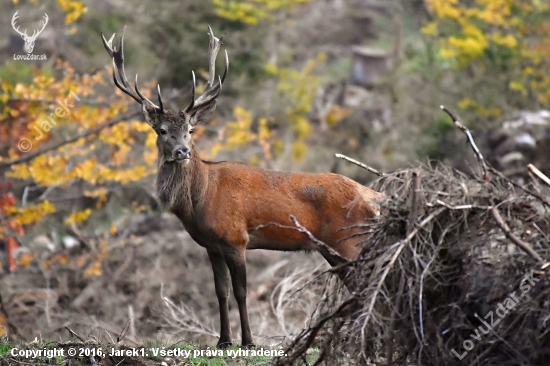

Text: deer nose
xmin=175 ymin=148 xmax=191 ymax=160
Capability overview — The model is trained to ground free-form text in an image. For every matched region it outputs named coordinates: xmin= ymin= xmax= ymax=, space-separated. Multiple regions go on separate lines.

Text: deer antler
xmin=101 ymin=26 xmax=164 ymax=111
xmin=184 ymin=26 xmax=228 ymax=114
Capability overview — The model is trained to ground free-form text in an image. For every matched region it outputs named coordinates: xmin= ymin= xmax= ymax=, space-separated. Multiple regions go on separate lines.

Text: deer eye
xmin=159 ymin=128 xmax=167 ymax=135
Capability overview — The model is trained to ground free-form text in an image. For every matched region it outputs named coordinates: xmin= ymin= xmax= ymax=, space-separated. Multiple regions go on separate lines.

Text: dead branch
xmin=359 ymin=207 xmax=445 ymax=333
xmin=335 ymin=153 xmax=385 ymax=177
xmin=488 ymin=165 xmax=550 ymax=209
xmin=65 ymin=326 xmax=85 ymax=342
xmin=467 ymin=313 xmax=526 ymax=366
xmin=441 ymin=105 xmax=489 ymax=181
xmin=491 ymin=207 xmax=544 ymax=265
xmin=407 ymin=171 xmax=421 ymax=234
xmin=528 ymin=164 xmax=550 ymax=188
xmin=289 ymin=215 xmax=349 ymax=263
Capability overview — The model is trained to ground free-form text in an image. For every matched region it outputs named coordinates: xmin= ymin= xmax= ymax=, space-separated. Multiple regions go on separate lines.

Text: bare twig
xmin=467 ymin=313 xmax=525 ymax=366
xmin=335 ymin=154 xmax=385 ymax=177
xmin=528 ymin=164 xmax=550 ymax=188
xmin=362 ymin=207 xmax=447 ymax=358
xmin=289 ymin=215 xmax=348 ymax=263
xmin=491 ymin=207 xmax=544 ymax=265
xmin=441 ymin=105 xmax=488 ymax=181
xmin=433 ymin=199 xmax=492 ymax=210
xmin=407 ymin=171 xmax=421 ymax=234
xmin=488 ymin=165 xmax=550 ymax=208
xmin=159 ymin=285 xmax=219 ymax=338
xmin=278 ymin=298 xmax=356 ymax=366
xmin=65 ymin=325 xmax=85 ymax=342
xmin=105 ymin=330 xmax=115 ymax=344
xmin=359 ymin=207 xmax=446 ymax=355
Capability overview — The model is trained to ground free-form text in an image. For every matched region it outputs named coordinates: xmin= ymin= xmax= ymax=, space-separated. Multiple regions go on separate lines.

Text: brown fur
xmin=155 ymin=139 xmax=384 ymax=349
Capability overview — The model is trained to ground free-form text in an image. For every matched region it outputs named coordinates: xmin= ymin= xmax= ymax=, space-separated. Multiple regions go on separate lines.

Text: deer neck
xmin=156 ymin=144 xmax=208 ymax=219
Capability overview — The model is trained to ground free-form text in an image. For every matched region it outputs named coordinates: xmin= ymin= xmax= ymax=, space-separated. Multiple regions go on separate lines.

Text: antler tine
xmin=112 ymin=59 xmax=142 ymax=104
xmin=192 ymin=76 xmax=222 ymax=112
xmin=181 ymin=26 xmax=228 ymax=115
xmin=134 ymin=74 xmax=164 ymax=111
xmin=102 ymin=27 xmax=161 ymax=110
xmin=157 ymin=85 xmax=164 ymax=111
xmin=184 ymin=71 xmax=197 ymax=113
xmin=220 ymin=49 xmax=229 ymax=84
xmin=134 ymin=74 xmax=156 ymax=106
xmin=200 ymin=49 xmax=228 ymax=97
xmin=101 ymin=32 xmax=115 ymax=58
xmin=206 ymin=25 xmax=223 ymax=88
xmin=112 ymin=28 xmax=134 ymax=94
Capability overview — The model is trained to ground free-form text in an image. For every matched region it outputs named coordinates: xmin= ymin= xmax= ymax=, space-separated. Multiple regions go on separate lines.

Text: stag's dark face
xmin=143 ymin=108 xmax=196 ymax=165
xmin=158 ymin=121 xmax=194 ymax=165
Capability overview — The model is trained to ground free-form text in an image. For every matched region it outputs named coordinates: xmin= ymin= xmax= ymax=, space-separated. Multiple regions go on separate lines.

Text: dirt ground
xmin=0 ymin=212 xmax=332 ymax=348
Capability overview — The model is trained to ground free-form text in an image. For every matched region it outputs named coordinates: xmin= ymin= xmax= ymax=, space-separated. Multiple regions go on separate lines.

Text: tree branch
xmin=335 ymin=153 xmax=385 ymax=177
xmin=528 ymin=164 xmax=550 ymax=188
xmin=491 ymin=206 xmax=544 ymax=265
xmin=441 ymin=105 xmax=488 ymax=182
xmin=0 ymin=110 xmax=141 ymax=168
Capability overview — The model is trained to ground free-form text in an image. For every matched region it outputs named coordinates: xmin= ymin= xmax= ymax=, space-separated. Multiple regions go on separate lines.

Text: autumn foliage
xmin=423 ymin=0 xmax=550 ymax=118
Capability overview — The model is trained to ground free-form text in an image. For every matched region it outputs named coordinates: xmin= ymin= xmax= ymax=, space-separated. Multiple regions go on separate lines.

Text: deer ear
xmin=191 ymin=101 xmax=217 ymax=126
xmin=142 ymin=104 xmax=158 ymax=127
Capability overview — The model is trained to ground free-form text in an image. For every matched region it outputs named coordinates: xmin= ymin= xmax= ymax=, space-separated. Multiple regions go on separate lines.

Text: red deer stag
xmin=101 ymin=26 xmax=384 ymax=347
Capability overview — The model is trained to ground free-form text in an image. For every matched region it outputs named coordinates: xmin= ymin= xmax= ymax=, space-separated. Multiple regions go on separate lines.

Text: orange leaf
xmin=74 ymin=255 xmax=87 ymax=268
xmin=19 ymin=252 xmax=35 ymax=267
xmin=83 ymin=261 xmax=101 ymax=278
xmin=6 ymin=237 xmax=18 ymax=273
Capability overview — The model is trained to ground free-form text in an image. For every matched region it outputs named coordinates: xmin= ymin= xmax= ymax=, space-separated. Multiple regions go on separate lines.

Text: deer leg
xmin=224 ymin=249 xmax=254 ymax=347
xmin=207 ymin=249 xmax=232 ymax=348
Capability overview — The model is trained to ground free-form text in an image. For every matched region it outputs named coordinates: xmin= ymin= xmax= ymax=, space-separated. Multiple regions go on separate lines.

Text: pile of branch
xmin=277 ymin=108 xmax=550 ymax=366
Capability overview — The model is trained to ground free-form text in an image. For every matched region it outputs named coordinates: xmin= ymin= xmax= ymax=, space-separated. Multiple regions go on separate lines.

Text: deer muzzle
xmin=174 ymin=148 xmax=191 ymax=162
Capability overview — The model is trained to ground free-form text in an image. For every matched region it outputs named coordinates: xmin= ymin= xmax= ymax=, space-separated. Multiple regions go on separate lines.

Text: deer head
xmin=11 ymin=11 xmax=48 ymax=54
xmin=101 ymin=26 xmax=228 ymax=165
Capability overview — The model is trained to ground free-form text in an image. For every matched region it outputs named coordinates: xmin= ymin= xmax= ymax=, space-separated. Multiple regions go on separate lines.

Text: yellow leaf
xmin=326 ymin=105 xmax=351 ymax=125
xmin=421 ymin=22 xmax=438 ymax=36
xmin=509 ymin=81 xmax=527 ymax=95
xmin=492 ymin=33 xmax=518 ymax=48
xmin=65 ymin=208 xmax=91 ymax=226
xmin=292 ymin=140 xmax=308 ymax=161
xmin=14 ymin=201 xmax=56 ymax=225
xmin=458 ymin=98 xmax=473 ymax=109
